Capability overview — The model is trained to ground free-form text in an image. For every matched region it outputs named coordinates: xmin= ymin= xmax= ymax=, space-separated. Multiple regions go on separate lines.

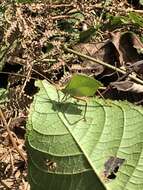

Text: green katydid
xmin=59 ymin=73 xmax=103 ymax=120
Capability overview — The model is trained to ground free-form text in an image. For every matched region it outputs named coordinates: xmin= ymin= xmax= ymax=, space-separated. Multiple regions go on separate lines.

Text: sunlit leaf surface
xmin=27 ymin=80 xmax=143 ymax=190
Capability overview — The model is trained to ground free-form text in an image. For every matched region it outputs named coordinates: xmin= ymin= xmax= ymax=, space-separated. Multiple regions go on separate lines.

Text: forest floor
xmin=1 ymin=0 xmax=143 ymax=189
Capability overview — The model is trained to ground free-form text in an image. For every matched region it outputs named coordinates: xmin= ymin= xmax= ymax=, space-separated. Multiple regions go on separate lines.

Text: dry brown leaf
xmin=111 ymin=80 xmax=143 ymax=93
xmin=73 ymin=42 xmax=105 ymax=58
xmin=111 ymin=32 xmax=143 ymax=66
xmin=110 ymin=31 xmax=123 ymax=64
xmin=73 ymin=42 xmax=105 ymax=76
xmin=126 ymin=60 xmax=143 ymax=78
xmin=73 ymin=41 xmax=120 ymax=77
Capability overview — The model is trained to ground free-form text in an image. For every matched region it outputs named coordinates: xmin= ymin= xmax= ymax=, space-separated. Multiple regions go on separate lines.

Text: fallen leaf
xmin=111 ymin=80 xmax=143 ymax=93
xmin=73 ymin=41 xmax=120 ymax=77
xmin=126 ymin=60 xmax=143 ymax=77
xmin=111 ymin=31 xmax=143 ymax=66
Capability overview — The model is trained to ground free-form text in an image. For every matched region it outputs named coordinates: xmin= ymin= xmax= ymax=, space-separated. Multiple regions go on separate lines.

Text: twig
xmin=0 ymin=108 xmax=27 ymax=164
xmin=47 ymin=3 xmax=73 ymax=8
xmin=9 ymin=148 xmax=14 ymax=174
xmin=0 ymin=71 xmax=37 ymax=80
xmin=0 ymin=179 xmax=10 ymax=189
xmin=89 ymin=4 xmax=143 ymax=14
xmin=51 ymin=15 xmax=72 ymax=20
xmin=64 ymin=46 xmax=143 ymax=85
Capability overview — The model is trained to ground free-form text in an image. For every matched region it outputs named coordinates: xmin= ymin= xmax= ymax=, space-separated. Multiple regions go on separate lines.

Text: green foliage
xmin=0 ymin=45 xmax=9 ymax=71
xmin=80 ymin=27 xmax=97 ymax=42
xmin=62 ymin=74 xmax=103 ymax=97
xmin=68 ymin=11 xmax=84 ymax=25
xmin=58 ymin=11 xmax=84 ymax=34
xmin=0 ymin=88 xmax=8 ymax=106
xmin=27 ymin=80 xmax=143 ymax=190
xmin=128 ymin=12 xmax=143 ymax=27
xmin=42 ymin=43 xmax=54 ymax=54
xmin=106 ymin=12 xmax=143 ymax=29
xmin=106 ymin=14 xmax=129 ymax=28
xmin=140 ymin=0 xmax=143 ymax=5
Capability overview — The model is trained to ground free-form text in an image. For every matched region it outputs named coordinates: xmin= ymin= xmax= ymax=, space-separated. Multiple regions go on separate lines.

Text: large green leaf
xmin=26 ymin=80 xmax=143 ymax=190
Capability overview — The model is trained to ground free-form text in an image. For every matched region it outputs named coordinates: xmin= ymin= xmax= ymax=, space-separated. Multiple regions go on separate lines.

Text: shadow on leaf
xmin=51 ymin=100 xmax=83 ymax=115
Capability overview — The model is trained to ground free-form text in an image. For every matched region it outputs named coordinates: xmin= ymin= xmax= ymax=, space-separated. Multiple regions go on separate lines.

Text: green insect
xmin=60 ymin=74 xmax=103 ymax=120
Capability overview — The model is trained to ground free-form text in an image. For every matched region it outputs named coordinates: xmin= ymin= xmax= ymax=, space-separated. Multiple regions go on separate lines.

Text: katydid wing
xmin=62 ymin=74 xmax=103 ymax=97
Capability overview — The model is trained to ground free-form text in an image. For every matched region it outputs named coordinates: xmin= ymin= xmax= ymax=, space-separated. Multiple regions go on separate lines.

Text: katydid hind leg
xmin=61 ymin=94 xmax=71 ymax=102
xmin=83 ymin=100 xmax=87 ymax=121
xmin=56 ymin=89 xmax=60 ymax=102
xmin=75 ymin=97 xmax=87 ymax=121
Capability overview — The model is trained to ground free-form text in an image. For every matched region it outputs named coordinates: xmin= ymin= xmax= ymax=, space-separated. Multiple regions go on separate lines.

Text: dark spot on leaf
xmin=103 ymin=156 xmax=125 ymax=180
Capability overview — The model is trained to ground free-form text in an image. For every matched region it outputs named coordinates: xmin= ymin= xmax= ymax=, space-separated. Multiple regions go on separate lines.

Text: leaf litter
xmin=1 ymin=0 xmax=143 ymax=189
